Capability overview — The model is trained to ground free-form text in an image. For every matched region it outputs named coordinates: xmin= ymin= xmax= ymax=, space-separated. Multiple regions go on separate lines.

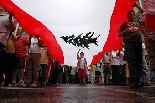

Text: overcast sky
xmin=12 ymin=0 xmax=116 ymax=66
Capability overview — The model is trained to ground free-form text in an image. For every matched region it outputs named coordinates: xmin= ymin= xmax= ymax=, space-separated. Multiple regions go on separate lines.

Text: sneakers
xmin=12 ymin=81 xmax=17 ymax=87
xmin=83 ymin=83 xmax=86 ymax=85
xmin=8 ymin=84 xmax=12 ymax=87
xmin=26 ymin=83 xmax=31 ymax=87
xmin=31 ymin=83 xmax=38 ymax=87
xmin=19 ymin=80 xmax=25 ymax=87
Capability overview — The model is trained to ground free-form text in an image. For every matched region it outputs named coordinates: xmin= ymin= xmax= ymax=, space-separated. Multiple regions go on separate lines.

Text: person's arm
xmin=118 ymin=23 xmax=130 ymax=37
xmin=139 ymin=22 xmax=152 ymax=41
xmin=77 ymin=48 xmax=81 ymax=59
xmin=8 ymin=14 xmax=15 ymax=31
xmin=27 ymin=35 xmax=32 ymax=47
xmin=84 ymin=58 xmax=87 ymax=71
xmin=25 ymin=36 xmax=30 ymax=47
xmin=85 ymin=59 xmax=87 ymax=67
xmin=36 ymin=36 xmax=45 ymax=47
xmin=133 ymin=3 xmax=145 ymax=13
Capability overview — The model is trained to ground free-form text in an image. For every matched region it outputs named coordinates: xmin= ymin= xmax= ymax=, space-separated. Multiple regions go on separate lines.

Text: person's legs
xmin=18 ymin=57 xmax=25 ymax=81
xmin=78 ymin=69 xmax=83 ymax=85
xmin=19 ymin=68 xmax=24 ymax=81
xmin=40 ymin=64 xmax=47 ymax=84
xmin=24 ymin=57 xmax=32 ymax=85
xmin=31 ymin=53 xmax=40 ymax=85
xmin=145 ymin=38 xmax=155 ymax=84
xmin=125 ymin=42 xmax=142 ymax=86
xmin=111 ymin=65 xmax=117 ymax=85
xmin=136 ymin=42 xmax=142 ymax=81
xmin=82 ymin=69 xmax=86 ymax=85
xmin=107 ymin=64 xmax=111 ymax=85
xmin=5 ymin=53 xmax=16 ymax=86
xmin=57 ymin=73 xmax=59 ymax=84
xmin=90 ymin=72 xmax=93 ymax=84
xmin=0 ymin=42 xmax=4 ymax=55
xmin=0 ymin=48 xmax=5 ymax=86
xmin=115 ymin=65 xmax=120 ymax=85
xmin=120 ymin=64 xmax=126 ymax=85
xmin=140 ymin=56 xmax=150 ymax=85
xmin=104 ymin=65 xmax=108 ymax=85
xmin=101 ymin=72 xmax=104 ymax=84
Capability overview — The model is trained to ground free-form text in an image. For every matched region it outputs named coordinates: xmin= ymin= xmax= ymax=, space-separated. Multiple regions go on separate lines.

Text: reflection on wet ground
xmin=0 ymin=84 xmax=155 ymax=103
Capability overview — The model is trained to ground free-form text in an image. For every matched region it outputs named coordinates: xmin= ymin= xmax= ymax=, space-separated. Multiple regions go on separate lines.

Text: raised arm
xmin=133 ymin=3 xmax=145 ymax=13
xmin=12 ymin=23 xmax=20 ymax=40
xmin=8 ymin=14 xmax=15 ymax=31
xmin=77 ymin=48 xmax=81 ymax=59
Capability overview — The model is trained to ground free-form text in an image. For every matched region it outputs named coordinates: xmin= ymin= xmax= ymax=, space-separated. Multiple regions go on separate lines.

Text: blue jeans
xmin=150 ymin=71 xmax=155 ymax=83
xmin=124 ymin=41 xmax=142 ymax=83
xmin=39 ymin=64 xmax=47 ymax=83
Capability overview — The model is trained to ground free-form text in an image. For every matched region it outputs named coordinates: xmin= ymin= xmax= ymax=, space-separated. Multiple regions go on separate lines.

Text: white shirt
xmin=30 ymin=37 xmax=41 ymax=53
xmin=119 ymin=50 xmax=126 ymax=65
xmin=110 ymin=51 xmax=120 ymax=65
xmin=80 ymin=58 xmax=85 ymax=69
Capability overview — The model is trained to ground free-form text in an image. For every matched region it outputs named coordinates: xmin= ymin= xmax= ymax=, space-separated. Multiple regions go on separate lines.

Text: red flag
xmin=0 ymin=0 xmax=64 ymax=64
xmin=145 ymin=0 xmax=155 ymax=31
xmin=90 ymin=0 xmax=137 ymax=65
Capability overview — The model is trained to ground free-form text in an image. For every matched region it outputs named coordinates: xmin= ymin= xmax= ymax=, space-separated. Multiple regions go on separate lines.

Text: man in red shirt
xmin=14 ymin=26 xmax=29 ymax=87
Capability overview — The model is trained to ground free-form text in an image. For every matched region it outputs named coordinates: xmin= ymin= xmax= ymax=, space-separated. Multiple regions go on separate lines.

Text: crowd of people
xmin=0 ymin=2 xmax=155 ymax=88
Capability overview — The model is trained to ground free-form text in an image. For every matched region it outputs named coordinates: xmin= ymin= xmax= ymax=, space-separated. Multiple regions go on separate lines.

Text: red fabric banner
xmin=90 ymin=0 xmax=137 ymax=65
xmin=145 ymin=0 xmax=155 ymax=31
xmin=0 ymin=0 xmax=64 ymax=64
xmin=145 ymin=14 xmax=155 ymax=31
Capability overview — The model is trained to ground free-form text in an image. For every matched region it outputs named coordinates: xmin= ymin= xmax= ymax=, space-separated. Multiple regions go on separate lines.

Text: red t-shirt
xmin=14 ymin=35 xmax=29 ymax=57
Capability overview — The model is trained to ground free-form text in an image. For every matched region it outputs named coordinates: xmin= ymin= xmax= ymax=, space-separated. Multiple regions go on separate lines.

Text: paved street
xmin=0 ymin=84 xmax=155 ymax=103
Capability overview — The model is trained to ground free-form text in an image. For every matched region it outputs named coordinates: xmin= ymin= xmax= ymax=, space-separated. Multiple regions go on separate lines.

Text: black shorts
xmin=16 ymin=56 xmax=25 ymax=69
xmin=5 ymin=53 xmax=17 ymax=69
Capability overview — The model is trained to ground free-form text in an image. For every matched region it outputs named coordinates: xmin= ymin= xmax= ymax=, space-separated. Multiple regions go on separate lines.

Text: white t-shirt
xmin=110 ymin=51 xmax=120 ymax=65
xmin=30 ymin=37 xmax=41 ymax=53
xmin=119 ymin=50 xmax=126 ymax=65
xmin=80 ymin=58 xmax=85 ymax=69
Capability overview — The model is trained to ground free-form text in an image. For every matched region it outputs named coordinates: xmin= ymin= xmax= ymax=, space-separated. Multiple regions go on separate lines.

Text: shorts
xmin=78 ymin=68 xmax=86 ymax=79
xmin=16 ymin=56 xmax=26 ymax=69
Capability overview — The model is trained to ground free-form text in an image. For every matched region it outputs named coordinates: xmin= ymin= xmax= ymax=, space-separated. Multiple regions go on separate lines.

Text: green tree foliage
xmin=61 ymin=32 xmax=100 ymax=49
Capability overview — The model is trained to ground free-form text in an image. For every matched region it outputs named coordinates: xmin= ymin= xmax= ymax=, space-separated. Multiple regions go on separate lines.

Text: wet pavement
xmin=0 ymin=84 xmax=155 ymax=103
